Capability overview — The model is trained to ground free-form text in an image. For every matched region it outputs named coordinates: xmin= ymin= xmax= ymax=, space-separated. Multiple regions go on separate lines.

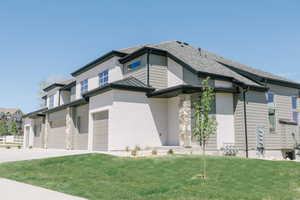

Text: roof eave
xmin=71 ymin=51 xmax=128 ymax=77
xmin=23 ymin=107 xmax=48 ymax=118
xmin=119 ymin=47 xmax=167 ymax=64
xmin=83 ymin=83 xmax=155 ymax=98
xmin=43 ymin=83 xmax=65 ymax=92
xmin=43 ymin=98 xmax=88 ymax=114
xmin=147 ymin=84 xmax=238 ymax=98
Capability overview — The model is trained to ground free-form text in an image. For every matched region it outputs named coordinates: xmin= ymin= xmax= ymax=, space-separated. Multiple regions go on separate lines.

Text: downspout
xmin=146 ymin=49 xmax=151 ymax=87
xmin=58 ymin=90 xmax=61 ymax=106
xmin=242 ymin=87 xmax=249 ymax=158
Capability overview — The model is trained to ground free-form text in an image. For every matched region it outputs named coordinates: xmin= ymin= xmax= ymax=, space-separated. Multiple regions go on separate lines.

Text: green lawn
xmin=0 ymin=154 xmax=300 ymax=200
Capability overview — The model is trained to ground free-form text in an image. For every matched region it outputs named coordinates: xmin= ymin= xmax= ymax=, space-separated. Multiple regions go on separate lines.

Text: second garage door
xmin=93 ymin=111 xmax=108 ymax=151
xmin=48 ymin=119 xmax=66 ymax=149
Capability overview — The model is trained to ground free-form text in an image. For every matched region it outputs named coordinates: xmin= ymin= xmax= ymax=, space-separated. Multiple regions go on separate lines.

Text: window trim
xmin=125 ymin=60 xmax=142 ymax=73
xmin=291 ymin=96 xmax=298 ymax=123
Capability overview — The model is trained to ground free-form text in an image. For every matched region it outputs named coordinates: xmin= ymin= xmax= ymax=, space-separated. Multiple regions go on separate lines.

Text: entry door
xmin=93 ymin=111 xmax=108 ymax=151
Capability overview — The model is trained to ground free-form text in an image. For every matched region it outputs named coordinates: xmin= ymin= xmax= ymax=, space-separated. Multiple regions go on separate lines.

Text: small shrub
xmin=168 ymin=149 xmax=174 ymax=155
xmin=6 ymin=146 xmax=11 ymax=149
xmin=131 ymin=150 xmax=138 ymax=157
xmin=151 ymin=149 xmax=157 ymax=156
xmin=29 ymin=146 xmax=33 ymax=149
xmin=222 ymin=144 xmax=238 ymax=156
xmin=17 ymin=145 xmax=21 ymax=149
xmin=125 ymin=146 xmax=130 ymax=152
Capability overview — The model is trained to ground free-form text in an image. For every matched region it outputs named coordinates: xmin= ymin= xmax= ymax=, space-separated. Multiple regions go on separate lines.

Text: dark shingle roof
xmin=117 ymin=41 xmax=299 ymax=87
xmin=112 ymin=76 xmax=149 ymax=88
xmin=203 ymin=50 xmax=299 ymax=84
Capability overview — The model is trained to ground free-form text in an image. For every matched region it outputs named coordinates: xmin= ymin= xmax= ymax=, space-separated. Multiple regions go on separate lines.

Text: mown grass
xmin=0 ymin=154 xmax=300 ymax=200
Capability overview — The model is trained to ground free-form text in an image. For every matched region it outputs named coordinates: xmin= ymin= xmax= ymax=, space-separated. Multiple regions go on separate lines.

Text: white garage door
xmin=48 ymin=119 xmax=66 ymax=149
xmin=93 ymin=111 xmax=108 ymax=151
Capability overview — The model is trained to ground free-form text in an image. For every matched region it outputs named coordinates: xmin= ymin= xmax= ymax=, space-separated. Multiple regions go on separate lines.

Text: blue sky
xmin=0 ymin=0 xmax=299 ymax=113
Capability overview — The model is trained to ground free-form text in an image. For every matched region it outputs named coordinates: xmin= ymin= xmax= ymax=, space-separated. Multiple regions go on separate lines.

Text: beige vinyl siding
xmin=234 ymin=93 xmax=246 ymax=150
xmin=234 ymin=86 xmax=300 ymax=151
xmin=183 ymin=68 xmax=201 ymax=85
xmin=124 ymin=54 xmax=167 ymax=89
xmin=124 ymin=54 xmax=147 ymax=84
xmin=125 ymin=67 xmax=147 ymax=84
xmin=244 ymin=91 xmax=269 ymax=150
xmin=73 ymin=104 xmax=89 ymax=150
xmin=149 ymin=54 xmax=167 ymax=89
xmin=268 ymin=84 xmax=300 ymax=149
xmin=234 ymin=91 xmax=269 ymax=150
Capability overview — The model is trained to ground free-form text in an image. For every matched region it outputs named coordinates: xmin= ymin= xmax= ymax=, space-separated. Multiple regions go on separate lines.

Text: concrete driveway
xmin=0 ymin=178 xmax=87 ymax=200
xmin=0 ymin=148 xmax=90 ymax=163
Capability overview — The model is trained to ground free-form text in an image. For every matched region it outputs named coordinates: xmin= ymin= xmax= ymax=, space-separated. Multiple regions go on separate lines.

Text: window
xmin=268 ymin=108 xmax=276 ymax=132
xmin=127 ymin=60 xmax=141 ymax=72
xmin=98 ymin=70 xmax=109 ymax=86
xmin=49 ymin=95 xmax=54 ymax=108
xmin=267 ymin=93 xmax=274 ymax=104
xmin=80 ymin=79 xmax=88 ymax=94
xmin=292 ymin=96 xmax=298 ymax=123
xmin=267 ymin=93 xmax=276 ymax=132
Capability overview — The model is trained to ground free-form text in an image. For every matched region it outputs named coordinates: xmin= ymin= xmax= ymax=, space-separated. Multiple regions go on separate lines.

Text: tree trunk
xmin=202 ymin=142 xmax=206 ymax=179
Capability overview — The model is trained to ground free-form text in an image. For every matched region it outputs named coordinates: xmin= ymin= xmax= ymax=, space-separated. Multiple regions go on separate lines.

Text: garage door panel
xmin=73 ymin=133 xmax=88 ymax=150
xmin=93 ymin=111 xmax=108 ymax=151
xmin=48 ymin=119 xmax=66 ymax=149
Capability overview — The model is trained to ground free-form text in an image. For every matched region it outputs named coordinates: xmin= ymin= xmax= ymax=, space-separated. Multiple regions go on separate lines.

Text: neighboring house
xmin=23 ymin=41 xmax=300 ymax=159
xmin=0 ymin=108 xmax=23 ymax=135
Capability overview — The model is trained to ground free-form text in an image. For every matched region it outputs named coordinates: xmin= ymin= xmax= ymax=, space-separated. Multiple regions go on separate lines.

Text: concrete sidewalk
xmin=0 ymin=149 xmax=90 ymax=163
xmin=0 ymin=178 xmax=87 ymax=200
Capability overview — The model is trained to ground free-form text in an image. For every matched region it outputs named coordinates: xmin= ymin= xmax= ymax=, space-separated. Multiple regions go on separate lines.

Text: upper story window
xmin=80 ymin=79 xmax=88 ymax=94
xmin=98 ymin=70 xmax=109 ymax=86
xmin=49 ymin=95 xmax=54 ymax=108
xmin=266 ymin=93 xmax=276 ymax=133
xmin=127 ymin=60 xmax=141 ymax=72
xmin=292 ymin=96 xmax=298 ymax=123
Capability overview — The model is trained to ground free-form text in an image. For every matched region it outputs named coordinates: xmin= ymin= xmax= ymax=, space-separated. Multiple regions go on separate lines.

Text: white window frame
xmin=125 ymin=60 xmax=142 ymax=73
xmin=49 ymin=95 xmax=54 ymax=108
xmin=266 ymin=92 xmax=277 ymax=133
xmin=291 ymin=96 xmax=298 ymax=123
xmin=98 ymin=70 xmax=109 ymax=86
xmin=80 ymin=79 xmax=88 ymax=95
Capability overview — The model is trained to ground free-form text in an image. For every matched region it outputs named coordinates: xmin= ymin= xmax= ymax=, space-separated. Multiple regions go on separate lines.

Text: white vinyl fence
xmin=0 ymin=136 xmax=23 ymax=145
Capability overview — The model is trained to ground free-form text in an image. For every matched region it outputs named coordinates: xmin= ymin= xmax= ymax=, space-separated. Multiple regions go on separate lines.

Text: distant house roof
xmin=0 ymin=108 xmax=22 ymax=114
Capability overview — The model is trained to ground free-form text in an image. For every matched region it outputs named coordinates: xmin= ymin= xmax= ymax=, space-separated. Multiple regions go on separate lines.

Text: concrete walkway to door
xmin=0 ymin=178 xmax=87 ymax=200
xmin=0 ymin=148 xmax=90 ymax=163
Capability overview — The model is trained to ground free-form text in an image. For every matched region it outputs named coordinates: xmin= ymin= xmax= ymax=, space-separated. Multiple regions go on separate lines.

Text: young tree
xmin=0 ymin=120 xmax=8 ymax=136
xmin=193 ymin=77 xmax=217 ymax=179
xmin=9 ymin=121 xmax=18 ymax=135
